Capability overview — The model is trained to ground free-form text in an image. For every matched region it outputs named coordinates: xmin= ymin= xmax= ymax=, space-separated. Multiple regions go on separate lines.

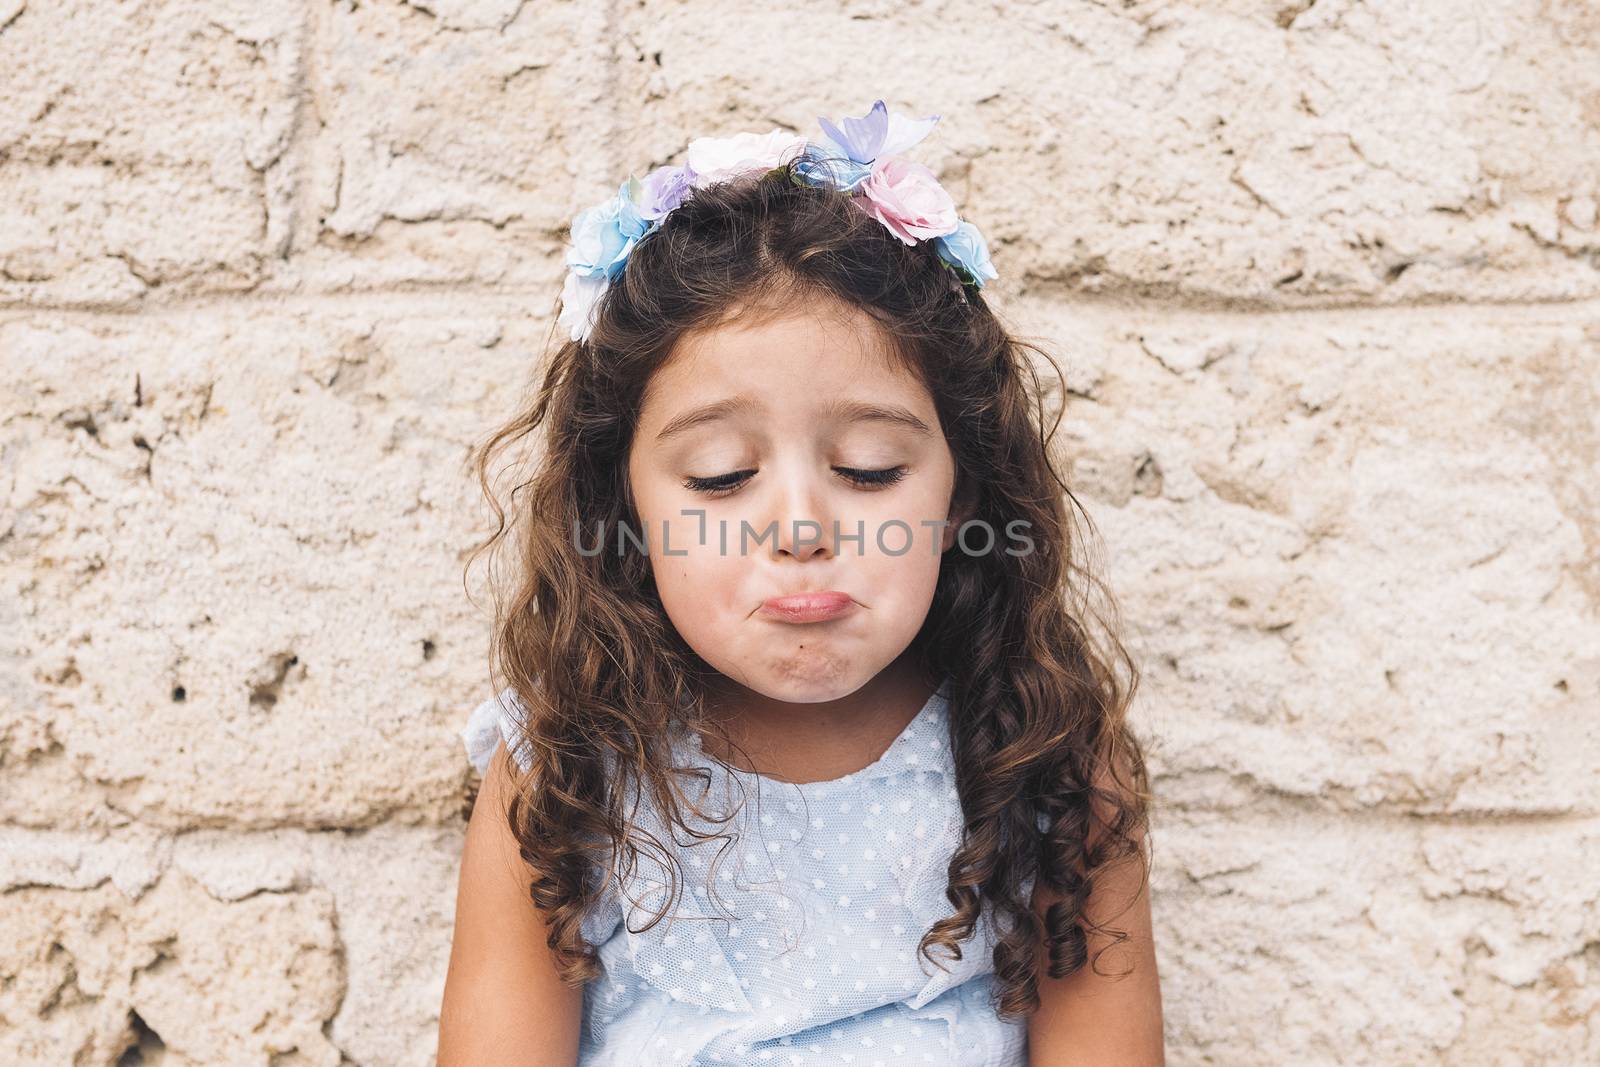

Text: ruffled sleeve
xmin=460 ymin=686 xmax=534 ymax=775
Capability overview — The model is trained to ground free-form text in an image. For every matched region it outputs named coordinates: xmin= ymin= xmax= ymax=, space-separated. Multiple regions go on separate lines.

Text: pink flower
xmin=854 ymin=158 xmax=960 ymax=245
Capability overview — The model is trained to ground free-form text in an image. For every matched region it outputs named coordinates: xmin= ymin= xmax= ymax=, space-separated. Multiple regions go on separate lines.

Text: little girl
xmin=439 ymin=100 xmax=1164 ymax=1067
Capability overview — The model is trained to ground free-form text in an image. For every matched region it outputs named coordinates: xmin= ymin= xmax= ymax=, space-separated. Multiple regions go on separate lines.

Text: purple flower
xmin=817 ymin=99 xmax=941 ymax=165
xmin=637 ymin=164 xmax=691 ymax=220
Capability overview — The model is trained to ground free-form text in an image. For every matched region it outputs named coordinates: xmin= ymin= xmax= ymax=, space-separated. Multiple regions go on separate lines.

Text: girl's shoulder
xmin=458 ymin=686 xmax=627 ymax=949
xmin=461 ymin=686 xmax=536 ymax=776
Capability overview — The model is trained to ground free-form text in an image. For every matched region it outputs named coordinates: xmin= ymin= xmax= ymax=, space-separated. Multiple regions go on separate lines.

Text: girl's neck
xmin=694 ymin=654 xmax=935 ymax=784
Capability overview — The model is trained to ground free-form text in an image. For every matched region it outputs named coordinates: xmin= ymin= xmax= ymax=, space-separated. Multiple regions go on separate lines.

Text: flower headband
xmin=557 ymin=99 xmax=999 ymax=343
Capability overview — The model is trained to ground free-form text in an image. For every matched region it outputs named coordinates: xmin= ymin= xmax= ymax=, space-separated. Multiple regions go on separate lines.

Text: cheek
xmin=857 ymin=531 xmax=945 ymax=605
xmin=647 ymin=541 xmax=745 ymax=637
xmin=854 ymin=479 xmax=959 ymax=560
xmin=857 ymin=485 xmax=954 ymax=607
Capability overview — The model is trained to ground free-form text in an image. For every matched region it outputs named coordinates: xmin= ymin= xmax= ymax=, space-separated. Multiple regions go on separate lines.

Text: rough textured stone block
xmin=0 ymin=825 xmax=461 ymax=1066
xmin=614 ymin=0 xmax=1600 ymax=304
xmin=267 ymin=0 xmax=612 ymax=295
xmin=0 ymin=874 xmax=344 ymax=1066
xmin=0 ymin=1 xmax=305 ymax=303
xmin=1157 ymin=807 xmax=1600 ymax=1065
xmin=1 ymin=306 xmax=544 ymax=829
xmin=1012 ymin=298 xmax=1600 ymax=816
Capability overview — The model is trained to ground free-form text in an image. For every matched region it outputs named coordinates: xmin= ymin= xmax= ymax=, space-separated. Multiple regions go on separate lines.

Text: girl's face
xmin=627 ymin=296 xmax=969 ymax=704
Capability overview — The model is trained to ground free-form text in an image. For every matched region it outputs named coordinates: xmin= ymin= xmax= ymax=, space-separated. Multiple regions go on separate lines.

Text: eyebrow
xmin=653 ymin=395 xmax=936 ymax=443
xmin=822 ymin=398 xmax=937 ymax=437
xmin=654 ymin=396 xmax=760 ymax=443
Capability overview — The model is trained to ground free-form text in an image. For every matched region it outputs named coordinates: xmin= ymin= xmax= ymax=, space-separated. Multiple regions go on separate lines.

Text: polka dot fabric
xmin=461 ymin=678 xmax=1037 ymax=1066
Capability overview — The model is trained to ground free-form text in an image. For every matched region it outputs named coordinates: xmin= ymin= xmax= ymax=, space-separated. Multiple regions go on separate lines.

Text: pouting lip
xmin=755 ymin=590 xmax=856 ymax=623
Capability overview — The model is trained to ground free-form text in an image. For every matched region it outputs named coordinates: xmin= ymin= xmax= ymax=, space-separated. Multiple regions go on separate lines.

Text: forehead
xmin=639 ymin=298 xmax=928 ymax=423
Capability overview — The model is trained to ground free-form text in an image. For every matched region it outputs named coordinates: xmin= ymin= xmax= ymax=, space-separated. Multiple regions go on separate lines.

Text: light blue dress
xmin=461 ymin=678 xmax=1036 ymax=1066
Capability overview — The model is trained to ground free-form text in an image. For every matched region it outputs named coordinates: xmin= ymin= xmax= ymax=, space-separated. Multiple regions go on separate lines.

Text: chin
xmin=738 ymin=655 xmax=887 ymax=702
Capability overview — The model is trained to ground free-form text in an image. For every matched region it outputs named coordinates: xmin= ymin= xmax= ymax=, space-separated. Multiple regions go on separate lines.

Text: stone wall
xmin=3 ymin=1 xmax=1597 ymax=1063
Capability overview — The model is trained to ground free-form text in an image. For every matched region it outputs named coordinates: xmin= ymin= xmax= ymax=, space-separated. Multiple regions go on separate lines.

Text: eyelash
xmin=682 ymin=466 xmax=908 ymax=497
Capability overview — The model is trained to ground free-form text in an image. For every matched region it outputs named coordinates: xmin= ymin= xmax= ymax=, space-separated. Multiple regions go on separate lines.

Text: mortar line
xmin=6 ymin=289 xmax=1600 ymax=326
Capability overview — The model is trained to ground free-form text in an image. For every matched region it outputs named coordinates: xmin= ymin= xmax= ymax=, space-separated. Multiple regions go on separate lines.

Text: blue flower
xmin=791 ymin=141 xmax=873 ymax=192
xmin=934 ymin=221 xmax=998 ymax=287
xmin=566 ymin=180 xmax=653 ymax=282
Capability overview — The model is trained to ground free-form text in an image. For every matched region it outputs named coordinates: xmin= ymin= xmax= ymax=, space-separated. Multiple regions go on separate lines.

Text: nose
xmin=763 ymin=456 xmax=836 ymax=562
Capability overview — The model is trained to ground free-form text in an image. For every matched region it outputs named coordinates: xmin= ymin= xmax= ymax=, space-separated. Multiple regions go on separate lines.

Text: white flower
xmin=558 ymin=269 xmax=607 ymax=342
xmin=685 ymin=128 xmax=809 ymax=189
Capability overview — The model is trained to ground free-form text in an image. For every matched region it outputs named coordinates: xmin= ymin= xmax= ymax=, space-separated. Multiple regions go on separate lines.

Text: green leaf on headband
xmin=624 ymin=173 xmax=647 ymax=207
xmin=941 ymin=260 xmax=976 ymax=288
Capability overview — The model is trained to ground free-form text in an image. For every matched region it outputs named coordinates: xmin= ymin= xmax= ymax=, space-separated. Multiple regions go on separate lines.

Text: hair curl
xmin=463 ymin=153 xmax=1155 ymax=1020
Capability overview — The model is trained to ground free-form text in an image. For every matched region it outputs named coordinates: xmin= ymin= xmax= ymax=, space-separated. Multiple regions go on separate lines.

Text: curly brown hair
xmin=462 ymin=153 xmax=1154 ymax=1021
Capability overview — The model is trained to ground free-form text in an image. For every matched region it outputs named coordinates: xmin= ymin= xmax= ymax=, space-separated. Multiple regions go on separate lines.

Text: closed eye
xmin=836 ymin=465 xmax=908 ymax=488
xmin=682 ymin=466 xmax=908 ymax=497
